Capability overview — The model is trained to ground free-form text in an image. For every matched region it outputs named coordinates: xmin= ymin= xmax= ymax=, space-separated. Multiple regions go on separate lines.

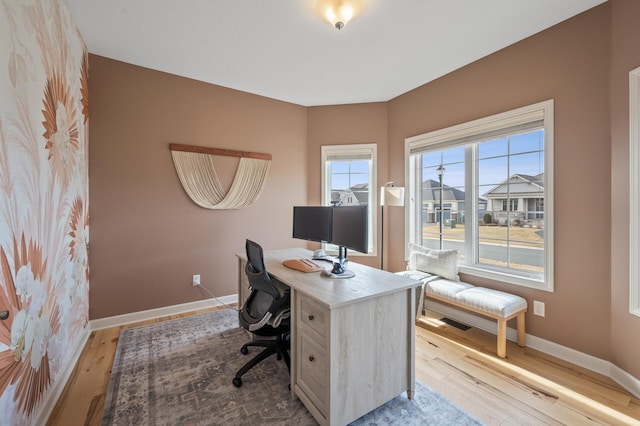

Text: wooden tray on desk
xmin=283 ymin=258 xmax=323 ymax=273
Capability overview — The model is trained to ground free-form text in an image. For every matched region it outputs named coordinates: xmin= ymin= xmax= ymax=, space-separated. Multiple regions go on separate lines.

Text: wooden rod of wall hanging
xmin=169 ymin=143 xmax=272 ymax=161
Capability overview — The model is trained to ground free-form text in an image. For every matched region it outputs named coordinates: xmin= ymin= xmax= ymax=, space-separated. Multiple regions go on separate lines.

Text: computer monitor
xmin=292 ymin=205 xmax=368 ymax=275
xmin=331 ymin=205 xmax=368 ymax=261
xmin=292 ymin=206 xmax=332 ymax=243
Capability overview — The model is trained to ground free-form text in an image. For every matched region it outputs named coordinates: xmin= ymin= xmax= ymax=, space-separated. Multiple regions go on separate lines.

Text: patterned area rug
xmin=101 ymin=309 xmax=484 ymax=425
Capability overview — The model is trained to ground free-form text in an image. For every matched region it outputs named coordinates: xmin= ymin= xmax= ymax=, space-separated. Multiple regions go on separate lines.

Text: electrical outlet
xmin=533 ymin=300 xmax=545 ymax=317
xmin=192 ymin=274 xmax=201 ymax=286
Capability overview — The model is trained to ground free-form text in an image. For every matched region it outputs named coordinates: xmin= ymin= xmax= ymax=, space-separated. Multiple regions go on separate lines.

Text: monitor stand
xmin=327 ymin=246 xmax=355 ymax=278
xmin=335 ymin=246 xmax=348 ymax=266
xmin=322 ymin=268 xmax=355 ymax=279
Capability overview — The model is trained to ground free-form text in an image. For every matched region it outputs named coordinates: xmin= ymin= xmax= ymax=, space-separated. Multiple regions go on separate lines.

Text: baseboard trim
xmin=611 ymin=363 xmax=640 ymax=399
xmin=90 ymin=295 xmax=239 ymax=331
xmin=426 ymin=300 xmax=640 ymax=399
xmin=37 ymin=325 xmax=91 ymax=425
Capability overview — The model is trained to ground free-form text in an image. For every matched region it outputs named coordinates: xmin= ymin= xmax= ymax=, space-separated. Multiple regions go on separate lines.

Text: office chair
xmin=232 ymin=239 xmax=291 ymax=388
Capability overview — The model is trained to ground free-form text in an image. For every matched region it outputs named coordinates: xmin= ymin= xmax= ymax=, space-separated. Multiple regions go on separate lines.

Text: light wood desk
xmin=237 ymin=248 xmax=421 ymax=426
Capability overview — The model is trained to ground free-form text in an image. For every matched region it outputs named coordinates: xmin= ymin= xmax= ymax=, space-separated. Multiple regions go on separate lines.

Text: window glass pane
xmin=349 ymin=160 xmax=369 ymax=173
xmin=443 ymin=146 xmax=465 ymax=163
xmin=510 ymin=130 xmax=544 ymax=154
xmin=418 ymin=146 xmax=466 ymax=260
xmin=332 ymin=161 xmax=349 ymax=173
xmin=348 ymin=173 xmax=369 ymax=186
xmin=331 ymin=173 xmax=349 ymax=190
xmin=510 ymin=152 xmax=544 ymax=176
xmin=479 ymin=224 xmax=545 ymax=273
xmin=478 ymin=137 xmax=508 ymax=159
xmin=441 ymin=162 xmax=465 ymax=188
xmin=328 ymin=160 xmax=370 ymax=206
xmin=479 ymin=241 xmax=508 ymax=269
xmin=508 ymin=237 xmax=544 ymax=274
xmin=478 ymin=156 xmax=508 ymax=186
xmin=478 ymin=128 xmax=545 ymax=277
xmin=421 ymin=151 xmax=441 ymax=167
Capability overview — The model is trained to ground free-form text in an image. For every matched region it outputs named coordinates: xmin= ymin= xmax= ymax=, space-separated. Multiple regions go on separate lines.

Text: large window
xmin=405 ymin=101 xmax=554 ymax=290
xmin=321 ymin=144 xmax=376 ymax=255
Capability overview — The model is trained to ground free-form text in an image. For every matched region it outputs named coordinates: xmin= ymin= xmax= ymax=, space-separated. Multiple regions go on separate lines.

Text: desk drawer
xmin=297 ymin=332 xmax=328 ymax=414
xmin=298 ymin=295 xmax=328 ymax=339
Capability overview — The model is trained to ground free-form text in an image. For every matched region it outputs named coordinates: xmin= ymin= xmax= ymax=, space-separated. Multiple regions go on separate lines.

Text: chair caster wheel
xmin=240 ymin=346 xmax=248 ymax=355
xmin=232 ymin=377 xmax=242 ymax=388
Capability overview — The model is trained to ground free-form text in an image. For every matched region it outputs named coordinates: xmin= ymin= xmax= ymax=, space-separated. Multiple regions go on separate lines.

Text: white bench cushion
xmin=397 ymin=270 xmax=527 ymax=319
xmin=455 ymin=287 xmax=527 ymax=318
xmin=424 ymin=279 xmax=474 ymax=302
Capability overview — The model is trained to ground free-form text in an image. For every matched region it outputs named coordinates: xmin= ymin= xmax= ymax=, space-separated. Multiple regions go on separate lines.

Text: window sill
xmin=458 ymin=265 xmax=553 ymax=292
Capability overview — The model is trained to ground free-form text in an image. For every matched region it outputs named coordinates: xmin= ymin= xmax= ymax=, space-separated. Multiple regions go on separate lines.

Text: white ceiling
xmin=67 ymin=0 xmax=606 ymax=107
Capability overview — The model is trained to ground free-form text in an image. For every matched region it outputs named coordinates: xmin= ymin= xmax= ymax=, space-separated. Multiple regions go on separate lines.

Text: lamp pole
xmin=380 ymin=182 xmax=405 ymax=270
xmin=436 ymin=165 xmax=445 ymax=249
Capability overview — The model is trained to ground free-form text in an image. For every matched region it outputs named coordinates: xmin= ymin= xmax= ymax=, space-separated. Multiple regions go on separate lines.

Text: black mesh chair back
xmin=232 ymin=240 xmax=290 ymax=388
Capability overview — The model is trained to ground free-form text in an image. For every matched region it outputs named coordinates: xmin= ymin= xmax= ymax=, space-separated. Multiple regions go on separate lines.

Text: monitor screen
xmin=292 ymin=206 xmax=332 ymax=243
xmin=331 ymin=206 xmax=368 ymax=254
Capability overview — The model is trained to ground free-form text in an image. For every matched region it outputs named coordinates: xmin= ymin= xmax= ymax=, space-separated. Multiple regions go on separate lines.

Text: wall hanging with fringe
xmin=169 ymin=143 xmax=271 ymax=210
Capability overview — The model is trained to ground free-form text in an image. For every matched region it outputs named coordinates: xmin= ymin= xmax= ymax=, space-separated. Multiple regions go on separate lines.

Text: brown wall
xmin=610 ymin=0 xmax=640 ymax=378
xmin=306 ymin=103 xmax=388 ymax=268
xmin=89 ymin=55 xmax=307 ymax=319
xmin=384 ymin=4 xmax=613 ymax=358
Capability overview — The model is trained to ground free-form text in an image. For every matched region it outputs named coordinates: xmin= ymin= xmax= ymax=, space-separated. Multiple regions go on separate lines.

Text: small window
xmin=321 ymin=144 xmax=377 ymax=255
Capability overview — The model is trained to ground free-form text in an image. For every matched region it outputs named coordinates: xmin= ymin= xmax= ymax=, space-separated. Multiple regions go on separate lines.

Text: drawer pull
xmin=308 ymin=314 xmax=314 ymax=321
xmin=309 ymin=355 xmax=315 ymax=362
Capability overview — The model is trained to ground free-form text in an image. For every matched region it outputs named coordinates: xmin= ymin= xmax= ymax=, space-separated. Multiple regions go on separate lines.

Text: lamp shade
xmin=380 ymin=186 xmax=405 ymax=207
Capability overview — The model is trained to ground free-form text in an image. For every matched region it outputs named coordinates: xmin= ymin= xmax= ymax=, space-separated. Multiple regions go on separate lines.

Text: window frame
xmin=404 ymin=100 xmax=554 ymax=291
xmin=630 ymin=67 xmax=640 ymax=317
xmin=321 ymin=143 xmax=377 ymax=256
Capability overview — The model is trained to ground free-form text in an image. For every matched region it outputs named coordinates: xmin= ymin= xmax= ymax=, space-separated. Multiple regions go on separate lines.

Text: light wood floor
xmin=48 ymin=307 xmax=640 ymax=426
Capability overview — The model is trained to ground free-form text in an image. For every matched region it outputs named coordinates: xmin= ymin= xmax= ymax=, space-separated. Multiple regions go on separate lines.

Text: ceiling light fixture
xmin=316 ymin=0 xmax=363 ymax=30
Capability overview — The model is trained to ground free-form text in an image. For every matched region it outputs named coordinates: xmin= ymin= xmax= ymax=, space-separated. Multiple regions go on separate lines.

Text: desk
xmin=237 ymin=248 xmax=421 ymax=425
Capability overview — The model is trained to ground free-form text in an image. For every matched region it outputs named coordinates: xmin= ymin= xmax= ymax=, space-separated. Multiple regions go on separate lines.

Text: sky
xmin=327 ymin=129 xmax=544 ymax=195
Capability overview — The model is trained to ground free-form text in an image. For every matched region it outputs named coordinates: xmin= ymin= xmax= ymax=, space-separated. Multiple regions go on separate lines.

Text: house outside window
xmin=321 ymin=144 xmax=377 ymax=255
xmin=405 ymin=100 xmax=554 ymax=291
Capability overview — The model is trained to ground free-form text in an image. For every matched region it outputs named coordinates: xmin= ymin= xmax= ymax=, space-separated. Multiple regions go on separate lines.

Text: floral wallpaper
xmin=0 ymin=0 xmax=89 ymax=423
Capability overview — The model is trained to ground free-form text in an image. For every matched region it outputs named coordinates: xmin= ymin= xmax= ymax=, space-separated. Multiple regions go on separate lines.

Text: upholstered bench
xmin=398 ymin=244 xmax=528 ymax=358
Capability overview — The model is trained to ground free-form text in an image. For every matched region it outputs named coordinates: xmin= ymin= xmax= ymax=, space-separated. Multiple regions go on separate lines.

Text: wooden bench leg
xmin=517 ymin=311 xmax=526 ymax=347
xmin=497 ymin=319 xmax=507 ymax=358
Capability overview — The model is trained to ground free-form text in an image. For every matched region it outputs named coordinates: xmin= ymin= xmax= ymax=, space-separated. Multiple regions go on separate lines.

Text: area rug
xmin=101 ymin=308 xmax=484 ymax=425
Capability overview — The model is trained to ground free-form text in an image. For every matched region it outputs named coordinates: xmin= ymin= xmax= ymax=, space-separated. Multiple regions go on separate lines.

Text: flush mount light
xmin=316 ymin=0 xmax=363 ymax=30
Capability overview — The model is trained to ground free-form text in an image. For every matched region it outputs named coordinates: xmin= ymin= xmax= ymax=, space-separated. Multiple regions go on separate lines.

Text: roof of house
xmin=350 ymin=183 xmax=369 ymax=204
xmin=484 ymin=173 xmax=544 ymax=198
xmin=421 ymin=179 xmax=466 ymax=202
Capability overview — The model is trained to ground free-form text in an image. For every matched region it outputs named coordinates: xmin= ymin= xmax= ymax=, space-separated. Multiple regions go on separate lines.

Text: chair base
xmin=232 ymin=334 xmax=290 ymax=388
